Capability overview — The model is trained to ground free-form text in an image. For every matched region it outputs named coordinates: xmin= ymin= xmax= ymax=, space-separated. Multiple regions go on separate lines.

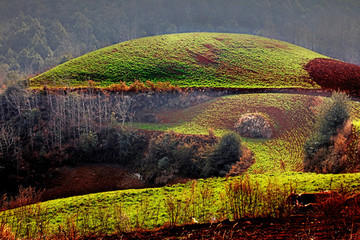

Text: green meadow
xmin=2 ymin=172 xmax=360 ymax=238
xmin=30 ymin=33 xmax=327 ymax=88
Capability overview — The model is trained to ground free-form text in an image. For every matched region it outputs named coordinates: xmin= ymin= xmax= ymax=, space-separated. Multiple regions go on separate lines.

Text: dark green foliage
xmin=87 ymin=126 xmax=148 ymax=167
xmin=79 ymin=131 xmax=98 ymax=154
xmin=116 ymin=128 xmax=148 ymax=166
xmin=316 ymin=92 xmax=350 ymax=140
xmin=304 ymin=92 xmax=351 ymax=172
xmin=203 ymin=132 xmax=242 ymax=177
xmin=142 ymin=132 xmax=209 ymax=185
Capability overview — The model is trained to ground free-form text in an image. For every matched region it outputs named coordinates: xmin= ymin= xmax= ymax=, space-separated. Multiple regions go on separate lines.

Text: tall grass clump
xmin=0 ymin=223 xmax=15 ymax=240
xmin=225 ymin=175 xmax=294 ymax=220
xmin=0 ymin=186 xmax=44 ymax=211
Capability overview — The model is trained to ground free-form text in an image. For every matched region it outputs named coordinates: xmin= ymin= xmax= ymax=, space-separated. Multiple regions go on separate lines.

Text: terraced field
xmin=30 ymin=33 xmax=327 ymax=88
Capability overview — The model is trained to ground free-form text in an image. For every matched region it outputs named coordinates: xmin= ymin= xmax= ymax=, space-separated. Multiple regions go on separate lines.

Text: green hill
xmin=30 ymin=33 xmax=327 ymax=88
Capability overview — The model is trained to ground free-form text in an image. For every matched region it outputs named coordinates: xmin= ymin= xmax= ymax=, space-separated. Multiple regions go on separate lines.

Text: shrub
xmin=0 ymin=186 xmax=43 ymax=210
xmin=116 ymin=128 xmax=148 ymax=166
xmin=203 ymin=132 xmax=242 ymax=177
xmin=225 ymin=175 xmax=294 ymax=220
xmin=142 ymin=132 xmax=198 ymax=185
xmin=142 ymin=132 xmax=214 ymax=185
xmin=128 ymin=80 xmax=147 ymax=92
xmin=106 ymin=81 xmax=129 ymax=91
xmin=0 ymin=224 xmax=15 ymax=240
xmin=234 ymin=113 xmax=273 ymax=139
xmin=227 ymin=146 xmax=255 ymax=176
xmin=79 ymin=131 xmax=98 ymax=154
xmin=304 ymin=92 xmax=351 ymax=173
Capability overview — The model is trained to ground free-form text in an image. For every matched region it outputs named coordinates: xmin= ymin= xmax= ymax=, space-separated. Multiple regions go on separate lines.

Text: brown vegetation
xmin=42 ymin=165 xmax=147 ymax=201
xmin=227 ymin=147 xmax=255 ymax=176
xmin=305 ymin=58 xmax=360 ymax=95
xmin=303 ymin=92 xmax=358 ymax=173
xmin=0 ymin=186 xmax=43 ymax=211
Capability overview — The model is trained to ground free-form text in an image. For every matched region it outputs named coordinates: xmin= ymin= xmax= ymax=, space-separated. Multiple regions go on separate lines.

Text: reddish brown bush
xmin=305 ymin=58 xmax=360 ymax=95
xmin=227 ymin=147 xmax=255 ymax=176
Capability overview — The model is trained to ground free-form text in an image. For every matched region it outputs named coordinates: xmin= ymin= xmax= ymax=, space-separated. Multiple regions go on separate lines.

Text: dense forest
xmin=0 ymin=0 xmax=359 ymax=89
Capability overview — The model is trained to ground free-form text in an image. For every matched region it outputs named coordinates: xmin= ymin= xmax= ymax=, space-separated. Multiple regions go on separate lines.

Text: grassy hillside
xmin=3 ymin=172 xmax=360 ymax=238
xmin=133 ymin=94 xmax=360 ymax=173
xmin=30 ymin=33 xmax=327 ymax=88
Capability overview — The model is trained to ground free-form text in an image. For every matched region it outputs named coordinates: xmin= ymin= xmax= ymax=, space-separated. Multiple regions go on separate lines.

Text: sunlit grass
xmin=130 ymin=94 xmax=360 ymax=173
xmin=30 ymin=32 xmax=327 ymax=89
xmin=2 ymin=172 xmax=360 ymax=238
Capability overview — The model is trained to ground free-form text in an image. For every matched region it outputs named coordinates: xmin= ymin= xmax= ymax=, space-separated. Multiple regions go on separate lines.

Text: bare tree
xmin=114 ymin=94 xmax=133 ymax=125
xmin=0 ymin=123 xmax=16 ymax=157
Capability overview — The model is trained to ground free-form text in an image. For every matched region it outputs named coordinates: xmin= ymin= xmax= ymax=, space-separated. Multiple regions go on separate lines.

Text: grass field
xmin=131 ymin=94 xmax=360 ymax=173
xmin=30 ymin=33 xmax=327 ymax=89
xmin=2 ymin=172 xmax=360 ymax=238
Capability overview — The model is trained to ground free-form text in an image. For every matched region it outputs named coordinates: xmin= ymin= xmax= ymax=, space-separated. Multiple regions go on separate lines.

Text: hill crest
xmin=30 ymin=32 xmax=327 ymax=89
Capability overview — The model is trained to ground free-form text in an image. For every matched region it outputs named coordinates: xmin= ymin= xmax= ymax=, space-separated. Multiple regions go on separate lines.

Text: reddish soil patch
xmin=203 ymin=43 xmax=213 ymax=49
xmin=262 ymin=40 xmax=290 ymax=50
xmin=215 ymin=37 xmax=225 ymax=42
xmin=305 ymin=58 xmax=360 ymax=95
xmin=195 ymin=53 xmax=217 ymax=65
xmin=186 ymin=48 xmax=218 ymax=65
xmin=216 ymin=65 xmax=257 ymax=78
xmin=42 ymin=164 xmax=146 ymax=200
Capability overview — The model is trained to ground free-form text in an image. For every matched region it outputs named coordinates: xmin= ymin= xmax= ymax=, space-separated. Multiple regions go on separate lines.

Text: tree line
xmin=0 ymin=85 xmax=247 ymax=195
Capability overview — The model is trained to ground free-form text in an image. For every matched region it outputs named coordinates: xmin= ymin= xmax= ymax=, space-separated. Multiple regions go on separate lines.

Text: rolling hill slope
xmin=134 ymin=93 xmax=360 ymax=173
xmin=4 ymin=172 xmax=360 ymax=238
xmin=30 ymin=33 xmax=328 ymax=89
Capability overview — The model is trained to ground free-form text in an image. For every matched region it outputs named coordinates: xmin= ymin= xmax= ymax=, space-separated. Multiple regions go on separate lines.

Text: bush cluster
xmin=304 ymin=92 xmax=360 ymax=173
xmin=202 ymin=132 xmax=243 ymax=178
xmin=142 ymin=131 xmax=216 ymax=185
xmin=142 ymin=131 xmax=251 ymax=184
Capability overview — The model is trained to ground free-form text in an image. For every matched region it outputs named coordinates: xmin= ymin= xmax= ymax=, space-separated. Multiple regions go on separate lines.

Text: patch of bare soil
xmin=305 ymin=58 xmax=360 ymax=95
xmin=42 ymin=164 xmax=146 ymax=200
xmin=186 ymin=47 xmax=219 ymax=65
